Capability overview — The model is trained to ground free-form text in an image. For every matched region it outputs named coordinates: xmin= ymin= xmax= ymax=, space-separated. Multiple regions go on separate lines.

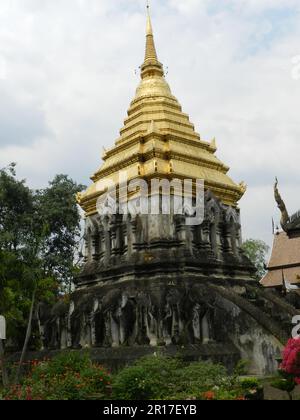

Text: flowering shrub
xmin=3 ymin=352 xmax=112 ymax=400
xmin=272 ymin=338 xmax=300 ymax=400
xmin=112 ymin=355 xmax=262 ymax=400
xmin=201 ymin=389 xmax=246 ymax=401
xmin=202 ymin=391 xmax=216 ymax=400
xmin=281 ymin=338 xmax=300 ymax=380
xmin=1 ymin=353 xmax=263 ymax=400
xmin=112 ymin=355 xmax=183 ymax=400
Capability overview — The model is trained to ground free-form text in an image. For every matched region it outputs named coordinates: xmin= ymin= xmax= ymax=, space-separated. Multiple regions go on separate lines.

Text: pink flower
xmin=281 ymin=338 xmax=300 ymax=377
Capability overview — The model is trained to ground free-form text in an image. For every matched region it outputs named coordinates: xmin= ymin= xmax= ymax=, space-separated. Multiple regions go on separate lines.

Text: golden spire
xmin=78 ymin=3 xmax=247 ymax=213
xmin=141 ymin=1 xmax=164 ymax=79
xmin=145 ymin=2 xmax=157 ymax=61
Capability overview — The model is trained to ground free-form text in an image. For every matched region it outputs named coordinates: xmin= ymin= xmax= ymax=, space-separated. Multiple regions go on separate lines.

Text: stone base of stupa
xmin=40 ymin=270 xmax=297 ymax=375
xmin=38 ymin=195 xmax=300 ymax=375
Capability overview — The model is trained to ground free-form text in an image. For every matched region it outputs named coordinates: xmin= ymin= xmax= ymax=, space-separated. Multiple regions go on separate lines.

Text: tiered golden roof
xmin=78 ymin=8 xmax=246 ymax=215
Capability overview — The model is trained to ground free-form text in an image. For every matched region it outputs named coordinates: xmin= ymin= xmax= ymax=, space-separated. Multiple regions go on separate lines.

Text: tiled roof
xmin=261 ymin=232 xmax=300 ymax=288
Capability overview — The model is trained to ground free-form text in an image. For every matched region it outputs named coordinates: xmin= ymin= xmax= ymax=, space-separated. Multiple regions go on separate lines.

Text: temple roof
xmin=78 ymin=7 xmax=246 ymax=215
xmin=260 ymin=232 xmax=300 ymax=288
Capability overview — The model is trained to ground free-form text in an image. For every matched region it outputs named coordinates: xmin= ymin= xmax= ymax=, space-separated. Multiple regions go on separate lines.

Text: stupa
xmin=40 ymin=7 xmax=300 ymax=374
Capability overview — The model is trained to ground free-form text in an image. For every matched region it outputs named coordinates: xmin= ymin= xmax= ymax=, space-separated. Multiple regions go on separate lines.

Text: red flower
xmin=203 ymin=391 xmax=215 ymax=400
xmin=281 ymin=338 xmax=300 ymax=377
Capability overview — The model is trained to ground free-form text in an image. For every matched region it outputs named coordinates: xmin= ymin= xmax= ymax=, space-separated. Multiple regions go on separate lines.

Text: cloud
xmin=0 ymin=88 xmax=49 ymax=147
xmin=0 ymin=0 xmax=299 ymax=247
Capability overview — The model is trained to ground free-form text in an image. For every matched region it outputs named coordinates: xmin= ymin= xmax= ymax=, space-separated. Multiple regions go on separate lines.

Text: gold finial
xmin=146 ymin=0 xmax=152 ymax=34
xmin=210 ymin=138 xmax=217 ymax=151
xmin=239 ymin=181 xmax=247 ymax=195
xmin=146 ymin=11 xmax=153 ymax=36
xmin=140 ymin=0 xmax=164 ymax=80
xmin=145 ymin=1 xmax=158 ymax=62
xmin=76 ymin=192 xmax=82 ymax=204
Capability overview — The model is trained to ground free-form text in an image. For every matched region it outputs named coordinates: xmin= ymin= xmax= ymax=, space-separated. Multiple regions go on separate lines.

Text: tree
xmin=0 ymin=164 xmax=35 ymax=345
xmin=241 ymin=239 xmax=269 ymax=280
xmin=34 ymin=174 xmax=85 ymax=294
xmin=0 ymin=165 xmax=84 ymax=382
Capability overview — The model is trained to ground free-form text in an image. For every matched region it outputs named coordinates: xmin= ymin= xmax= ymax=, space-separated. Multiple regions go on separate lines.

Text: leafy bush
xmin=233 ymin=360 xmax=250 ymax=377
xmin=271 ymin=378 xmax=296 ymax=393
xmin=3 ymin=352 xmax=111 ymax=400
xmin=239 ymin=377 xmax=260 ymax=390
xmin=201 ymin=389 xmax=246 ymax=401
xmin=1 ymin=353 xmax=263 ymax=400
xmin=112 ymin=355 xmax=262 ymax=401
xmin=239 ymin=378 xmax=263 ymax=401
xmin=166 ymin=361 xmax=228 ymax=399
xmin=112 ymin=355 xmax=183 ymax=400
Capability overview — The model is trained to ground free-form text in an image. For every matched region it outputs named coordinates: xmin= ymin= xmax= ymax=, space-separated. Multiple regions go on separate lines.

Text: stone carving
xmin=78 ymin=192 xmax=244 ymax=277
xmin=40 ymin=279 xmax=298 ymax=375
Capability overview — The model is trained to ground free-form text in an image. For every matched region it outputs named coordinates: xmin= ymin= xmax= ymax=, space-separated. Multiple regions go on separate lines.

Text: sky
xmin=0 ymin=0 xmax=300 ymax=247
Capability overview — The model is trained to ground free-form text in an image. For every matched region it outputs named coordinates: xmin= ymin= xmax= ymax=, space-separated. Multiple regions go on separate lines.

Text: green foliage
xmin=0 ymin=164 xmax=84 ymax=348
xmin=239 ymin=377 xmax=264 ymax=401
xmin=112 ymin=355 xmax=262 ymax=401
xmin=242 ymin=239 xmax=270 ymax=280
xmin=112 ymin=355 xmax=184 ymax=400
xmin=2 ymin=352 xmax=111 ymax=400
xmin=240 ymin=377 xmax=260 ymax=390
xmin=0 ymin=163 xmax=33 ymax=251
xmin=271 ymin=377 xmax=295 ymax=394
xmin=233 ymin=359 xmax=249 ymax=376
xmin=1 ymin=354 xmax=264 ymax=400
xmin=271 ymin=369 xmax=297 ymax=400
xmin=34 ymin=174 xmax=85 ymax=293
xmin=171 ymin=361 xmax=228 ymax=398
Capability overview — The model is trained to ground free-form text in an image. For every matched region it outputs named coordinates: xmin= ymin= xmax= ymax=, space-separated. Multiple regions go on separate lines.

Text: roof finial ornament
xmin=145 ymin=0 xmax=154 ymax=39
xmin=141 ymin=0 xmax=164 ymax=79
xmin=274 ymin=177 xmax=289 ymax=231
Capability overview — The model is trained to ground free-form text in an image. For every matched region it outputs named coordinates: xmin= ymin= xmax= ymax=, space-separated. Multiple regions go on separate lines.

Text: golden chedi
xmin=78 ymin=10 xmax=246 ymax=216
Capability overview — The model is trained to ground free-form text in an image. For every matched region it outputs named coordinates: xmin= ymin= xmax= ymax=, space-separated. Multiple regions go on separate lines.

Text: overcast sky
xmin=0 ymin=0 xmax=299 ymax=246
